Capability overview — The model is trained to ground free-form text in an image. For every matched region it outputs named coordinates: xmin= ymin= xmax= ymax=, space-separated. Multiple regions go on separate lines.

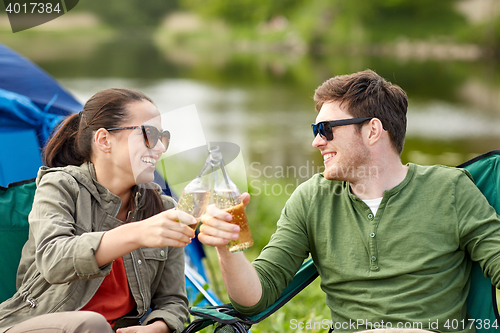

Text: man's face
xmin=312 ymin=101 xmax=369 ymax=182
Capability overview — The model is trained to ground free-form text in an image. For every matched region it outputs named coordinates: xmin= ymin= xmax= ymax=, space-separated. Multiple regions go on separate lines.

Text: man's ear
xmin=94 ymin=128 xmax=112 ymax=153
xmin=366 ymin=118 xmax=384 ymax=146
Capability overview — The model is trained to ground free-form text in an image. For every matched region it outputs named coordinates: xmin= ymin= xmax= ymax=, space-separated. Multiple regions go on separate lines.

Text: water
xmin=60 ymin=76 xmax=500 ymax=178
xmin=19 ymin=36 xmax=499 ymax=184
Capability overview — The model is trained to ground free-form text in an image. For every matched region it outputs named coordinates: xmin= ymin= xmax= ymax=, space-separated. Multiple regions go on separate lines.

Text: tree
xmin=77 ymin=0 xmax=179 ymax=30
xmin=180 ymin=0 xmax=303 ymax=25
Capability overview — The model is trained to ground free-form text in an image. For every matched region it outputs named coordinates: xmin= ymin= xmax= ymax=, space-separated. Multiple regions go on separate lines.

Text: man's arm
xmin=456 ymin=171 xmax=500 ymax=286
xmin=215 ymin=246 xmax=262 ymax=307
xmin=199 ymin=188 xmax=312 ymax=314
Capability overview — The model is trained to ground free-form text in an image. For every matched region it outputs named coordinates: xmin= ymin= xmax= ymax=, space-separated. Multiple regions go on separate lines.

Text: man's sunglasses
xmin=106 ymin=125 xmax=171 ymax=152
xmin=311 ymin=117 xmax=374 ymax=141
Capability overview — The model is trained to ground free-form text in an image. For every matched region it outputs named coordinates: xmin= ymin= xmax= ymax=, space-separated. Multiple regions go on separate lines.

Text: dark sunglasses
xmin=106 ymin=125 xmax=171 ymax=152
xmin=311 ymin=117 xmax=374 ymax=141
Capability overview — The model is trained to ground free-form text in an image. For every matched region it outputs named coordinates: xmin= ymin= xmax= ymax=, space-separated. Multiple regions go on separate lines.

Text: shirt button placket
xmin=367 ymin=212 xmax=378 ymax=270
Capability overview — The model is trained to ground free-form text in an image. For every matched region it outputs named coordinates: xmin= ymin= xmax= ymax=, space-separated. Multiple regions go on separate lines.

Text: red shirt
xmin=81 ymin=257 xmax=136 ymax=328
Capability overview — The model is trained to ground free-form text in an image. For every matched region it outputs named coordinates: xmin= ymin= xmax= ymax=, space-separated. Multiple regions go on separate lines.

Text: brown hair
xmin=43 ymin=88 xmax=164 ymax=218
xmin=314 ymin=69 xmax=408 ymax=155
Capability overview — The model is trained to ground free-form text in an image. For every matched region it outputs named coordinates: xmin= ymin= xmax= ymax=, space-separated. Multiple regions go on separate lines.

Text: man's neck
xmin=350 ymin=160 xmax=409 ymax=200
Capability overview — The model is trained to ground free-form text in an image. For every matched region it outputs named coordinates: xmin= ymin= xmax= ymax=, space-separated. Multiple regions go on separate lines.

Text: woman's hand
xmin=197 ymin=193 xmax=250 ymax=248
xmin=137 ymin=208 xmax=196 ymax=248
xmin=116 ymin=320 xmax=170 ymax=333
xmin=95 ymin=208 xmax=196 ymax=266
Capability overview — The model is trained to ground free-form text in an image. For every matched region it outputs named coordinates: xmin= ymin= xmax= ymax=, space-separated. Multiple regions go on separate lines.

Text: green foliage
xmin=458 ymin=18 xmax=500 ymax=55
xmin=246 ymin=178 xmax=293 ymax=251
xmin=180 ymin=0 xmax=303 ymax=25
xmin=177 ymin=0 xmax=468 ymax=51
xmin=192 ymin=284 xmax=211 ymax=306
xmin=250 ymin=278 xmax=330 ymax=333
xmin=288 ymin=0 xmax=467 ymax=46
xmin=77 ymin=0 xmax=179 ymax=29
xmin=361 ymin=0 xmax=467 ymax=41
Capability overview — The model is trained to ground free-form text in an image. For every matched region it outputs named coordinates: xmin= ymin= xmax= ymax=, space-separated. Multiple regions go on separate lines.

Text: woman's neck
xmin=93 ymin=160 xmax=134 ymax=220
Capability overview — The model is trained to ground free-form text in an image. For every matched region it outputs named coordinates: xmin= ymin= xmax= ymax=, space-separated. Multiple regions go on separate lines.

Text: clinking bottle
xmin=212 ymin=148 xmax=253 ymax=252
xmin=176 ymin=149 xmax=221 ymax=230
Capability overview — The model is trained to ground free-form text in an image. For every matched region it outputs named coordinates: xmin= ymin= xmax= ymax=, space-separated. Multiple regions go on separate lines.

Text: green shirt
xmin=233 ymin=164 xmax=500 ymax=332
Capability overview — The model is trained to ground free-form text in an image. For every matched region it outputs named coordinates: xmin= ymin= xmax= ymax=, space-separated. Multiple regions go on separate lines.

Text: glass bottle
xmin=176 ymin=150 xmax=218 ymax=230
xmin=213 ymin=149 xmax=253 ymax=252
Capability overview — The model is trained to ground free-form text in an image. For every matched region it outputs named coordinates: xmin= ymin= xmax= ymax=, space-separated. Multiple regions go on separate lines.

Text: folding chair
xmin=184 ymin=258 xmax=318 ymax=333
xmin=0 ymin=178 xmax=35 ymax=302
xmin=184 ymin=150 xmax=500 ymax=333
xmin=458 ymin=150 xmax=500 ymax=332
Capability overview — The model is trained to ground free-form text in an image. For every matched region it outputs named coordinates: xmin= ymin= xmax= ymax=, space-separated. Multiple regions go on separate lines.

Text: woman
xmin=0 ymin=89 xmax=196 ymax=333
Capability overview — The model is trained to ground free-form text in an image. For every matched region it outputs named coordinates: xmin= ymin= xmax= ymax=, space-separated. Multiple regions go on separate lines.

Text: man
xmin=198 ymin=70 xmax=500 ymax=333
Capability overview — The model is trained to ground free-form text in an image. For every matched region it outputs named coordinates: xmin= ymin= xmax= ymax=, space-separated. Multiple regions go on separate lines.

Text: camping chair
xmin=183 ymin=150 xmax=500 ymax=333
xmin=0 ymin=179 xmax=36 ymax=301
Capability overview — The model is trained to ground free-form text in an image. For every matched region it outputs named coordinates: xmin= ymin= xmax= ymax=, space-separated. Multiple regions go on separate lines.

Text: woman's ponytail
xmin=43 ymin=113 xmax=86 ymax=167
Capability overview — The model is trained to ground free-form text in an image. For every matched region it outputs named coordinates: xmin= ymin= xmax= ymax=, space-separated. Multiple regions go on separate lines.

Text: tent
xmin=0 ymin=42 xmax=219 ymax=307
xmin=0 ymin=43 xmax=79 ymax=186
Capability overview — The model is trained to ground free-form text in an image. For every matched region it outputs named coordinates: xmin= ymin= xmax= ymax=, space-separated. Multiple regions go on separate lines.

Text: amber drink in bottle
xmin=225 ymin=201 xmax=253 ymax=252
xmin=213 ymin=152 xmax=253 ymax=252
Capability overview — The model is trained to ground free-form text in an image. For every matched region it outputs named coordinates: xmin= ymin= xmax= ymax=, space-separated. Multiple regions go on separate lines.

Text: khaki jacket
xmin=0 ymin=162 xmax=188 ymax=332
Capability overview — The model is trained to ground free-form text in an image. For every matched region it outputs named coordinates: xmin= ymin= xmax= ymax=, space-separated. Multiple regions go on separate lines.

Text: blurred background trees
xmin=69 ymin=0 xmax=498 ymax=56
xmin=76 ymin=0 xmax=179 ymax=30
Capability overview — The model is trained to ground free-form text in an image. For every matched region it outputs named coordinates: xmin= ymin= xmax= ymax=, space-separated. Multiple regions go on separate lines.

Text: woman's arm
xmin=30 ymin=172 xmax=195 ymax=282
xmin=94 ymin=209 xmax=194 ymax=267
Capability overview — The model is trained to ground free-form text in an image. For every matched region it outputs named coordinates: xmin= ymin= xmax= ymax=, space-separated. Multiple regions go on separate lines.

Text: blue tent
xmin=0 ymin=43 xmax=80 ymax=186
xmin=0 ymin=42 xmax=219 ymax=307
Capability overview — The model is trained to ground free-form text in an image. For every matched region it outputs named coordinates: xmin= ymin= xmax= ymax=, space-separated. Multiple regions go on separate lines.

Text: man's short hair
xmin=314 ymin=69 xmax=408 ymax=155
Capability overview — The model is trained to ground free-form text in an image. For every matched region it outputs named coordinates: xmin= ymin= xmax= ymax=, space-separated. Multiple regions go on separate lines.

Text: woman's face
xmin=111 ymin=99 xmax=166 ymax=186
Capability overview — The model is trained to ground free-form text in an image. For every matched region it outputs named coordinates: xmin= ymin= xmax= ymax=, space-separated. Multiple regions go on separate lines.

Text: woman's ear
xmin=94 ymin=128 xmax=112 ymax=153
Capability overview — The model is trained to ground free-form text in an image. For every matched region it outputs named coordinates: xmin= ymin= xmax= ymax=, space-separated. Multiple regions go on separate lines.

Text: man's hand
xmin=197 ymin=193 xmax=251 ymax=247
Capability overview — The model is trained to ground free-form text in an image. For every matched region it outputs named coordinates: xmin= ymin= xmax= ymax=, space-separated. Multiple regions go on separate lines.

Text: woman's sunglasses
xmin=106 ymin=125 xmax=171 ymax=152
xmin=311 ymin=117 xmax=374 ymax=141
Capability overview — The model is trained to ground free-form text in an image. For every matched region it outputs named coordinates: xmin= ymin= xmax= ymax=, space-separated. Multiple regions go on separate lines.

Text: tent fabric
xmin=0 ymin=42 xmax=81 ymax=186
xmin=0 ymin=88 xmax=66 ymax=146
xmin=0 ymin=43 xmax=81 ymax=116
